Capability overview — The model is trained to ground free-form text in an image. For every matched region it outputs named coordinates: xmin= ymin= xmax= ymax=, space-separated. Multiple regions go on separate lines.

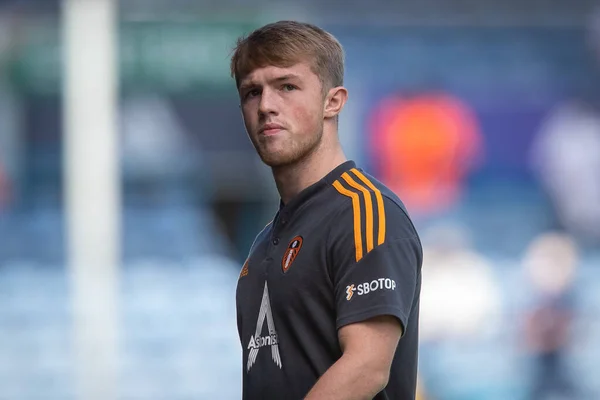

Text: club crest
xmin=282 ymin=236 xmax=303 ymax=273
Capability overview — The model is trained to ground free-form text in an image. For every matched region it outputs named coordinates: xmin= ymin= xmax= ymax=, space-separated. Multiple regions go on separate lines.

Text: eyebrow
xmin=270 ymin=74 xmax=301 ymax=83
xmin=239 ymin=74 xmax=301 ymax=92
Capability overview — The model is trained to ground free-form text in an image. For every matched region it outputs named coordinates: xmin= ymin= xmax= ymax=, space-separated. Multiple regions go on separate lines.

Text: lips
xmin=260 ymin=123 xmax=284 ymax=136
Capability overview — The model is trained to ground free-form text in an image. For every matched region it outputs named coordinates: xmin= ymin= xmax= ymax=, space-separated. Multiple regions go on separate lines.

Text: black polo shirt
xmin=236 ymin=160 xmax=423 ymax=400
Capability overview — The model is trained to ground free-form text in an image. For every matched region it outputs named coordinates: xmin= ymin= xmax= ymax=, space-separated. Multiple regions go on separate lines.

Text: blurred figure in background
xmin=530 ymin=99 xmax=600 ymax=247
xmin=120 ymin=94 xmax=199 ymax=204
xmin=530 ymin=8 xmax=600 ymax=248
xmin=368 ymin=92 xmax=484 ymax=219
xmin=419 ymin=223 xmax=503 ymax=342
xmin=522 ymin=232 xmax=580 ymax=400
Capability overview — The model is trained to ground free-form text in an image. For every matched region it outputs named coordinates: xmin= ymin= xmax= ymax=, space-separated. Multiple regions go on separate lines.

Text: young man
xmin=230 ymin=21 xmax=423 ymax=400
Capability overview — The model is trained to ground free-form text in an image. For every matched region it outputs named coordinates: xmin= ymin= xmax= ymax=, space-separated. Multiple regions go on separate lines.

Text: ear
xmin=323 ymin=86 xmax=348 ymax=119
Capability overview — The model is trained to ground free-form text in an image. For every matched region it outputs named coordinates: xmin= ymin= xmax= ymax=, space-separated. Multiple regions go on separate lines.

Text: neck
xmin=272 ymin=135 xmax=347 ymax=205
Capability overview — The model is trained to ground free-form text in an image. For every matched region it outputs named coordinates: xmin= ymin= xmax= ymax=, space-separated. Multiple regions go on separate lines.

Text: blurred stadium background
xmin=1 ymin=0 xmax=600 ymax=399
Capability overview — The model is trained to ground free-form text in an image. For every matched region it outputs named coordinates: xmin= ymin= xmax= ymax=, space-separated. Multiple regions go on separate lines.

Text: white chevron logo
xmin=247 ymin=281 xmax=282 ymax=372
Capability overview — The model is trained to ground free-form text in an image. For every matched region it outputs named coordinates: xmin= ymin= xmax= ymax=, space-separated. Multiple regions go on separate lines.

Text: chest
xmin=237 ymin=217 xmax=333 ymax=315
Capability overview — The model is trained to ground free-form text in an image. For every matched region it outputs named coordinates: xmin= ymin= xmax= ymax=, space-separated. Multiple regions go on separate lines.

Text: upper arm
xmin=338 ymin=315 xmax=403 ymax=376
xmin=328 ymin=190 xmax=422 ymax=335
xmin=339 ymin=314 xmax=403 ymax=354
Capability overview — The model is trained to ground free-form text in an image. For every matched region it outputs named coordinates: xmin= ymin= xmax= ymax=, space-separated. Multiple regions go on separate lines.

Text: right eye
xmin=246 ymin=89 xmax=260 ymax=99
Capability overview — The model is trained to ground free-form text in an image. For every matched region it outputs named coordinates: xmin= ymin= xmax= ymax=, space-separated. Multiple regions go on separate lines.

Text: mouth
xmin=260 ymin=124 xmax=284 ymax=136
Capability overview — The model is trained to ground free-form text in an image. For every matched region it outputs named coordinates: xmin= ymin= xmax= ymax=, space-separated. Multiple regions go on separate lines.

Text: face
xmin=238 ymin=62 xmax=326 ymax=167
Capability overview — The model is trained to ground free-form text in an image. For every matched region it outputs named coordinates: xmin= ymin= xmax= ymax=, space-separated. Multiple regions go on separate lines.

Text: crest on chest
xmin=282 ymin=236 xmax=303 ymax=273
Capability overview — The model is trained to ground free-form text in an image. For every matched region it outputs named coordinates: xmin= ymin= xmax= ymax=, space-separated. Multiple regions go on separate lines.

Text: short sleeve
xmin=328 ymin=197 xmax=422 ymax=335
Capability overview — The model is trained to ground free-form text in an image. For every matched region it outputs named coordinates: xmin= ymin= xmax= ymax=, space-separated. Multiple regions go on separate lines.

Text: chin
xmin=255 ymin=133 xmax=322 ymax=168
xmin=258 ymin=150 xmax=304 ymax=168
xmin=260 ymin=154 xmax=297 ymax=168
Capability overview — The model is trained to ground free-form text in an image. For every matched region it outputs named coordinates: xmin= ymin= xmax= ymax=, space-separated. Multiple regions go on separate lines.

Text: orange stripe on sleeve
xmin=332 ymin=180 xmax=363 ymax=262
xmin=341 ymin=172 xmax=374 ymax=253
xmin=351 ymin=168 xmax=386 ymax=245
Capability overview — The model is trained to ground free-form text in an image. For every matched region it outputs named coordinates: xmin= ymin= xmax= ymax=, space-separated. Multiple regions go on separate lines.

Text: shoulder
xmin=248 ymin=219 xmax=274 ymax=253
xmin=328 ymin=168 xmax=419 ymax=239
xmin=327 ymin=168 xmax=421 ymax=262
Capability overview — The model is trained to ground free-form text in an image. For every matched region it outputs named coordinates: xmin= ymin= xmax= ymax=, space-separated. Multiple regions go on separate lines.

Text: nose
xmin=258 ymin=88 xmax=278 ymax=116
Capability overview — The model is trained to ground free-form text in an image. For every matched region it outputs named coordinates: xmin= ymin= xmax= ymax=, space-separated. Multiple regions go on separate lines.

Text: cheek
xmin=291 ymin=103 xmax=322 ymax=131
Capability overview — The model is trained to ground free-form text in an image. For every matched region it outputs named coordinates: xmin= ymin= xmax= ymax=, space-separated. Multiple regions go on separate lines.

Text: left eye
xmin=283 ymin=84 xmax=295 ymax=91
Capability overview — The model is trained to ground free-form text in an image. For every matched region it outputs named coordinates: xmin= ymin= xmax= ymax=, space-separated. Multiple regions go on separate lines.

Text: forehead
xmin=239 ymin=62 xmax=317 ymax=86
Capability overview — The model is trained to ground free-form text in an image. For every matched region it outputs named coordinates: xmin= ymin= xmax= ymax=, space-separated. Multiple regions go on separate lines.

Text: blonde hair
xmin=230 ymin=20 xmax=344 ymax=92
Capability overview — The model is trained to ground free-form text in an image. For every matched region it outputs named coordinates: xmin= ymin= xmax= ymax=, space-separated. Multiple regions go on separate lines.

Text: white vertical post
xmin=62 ymin=0 xmax=120 ymax=399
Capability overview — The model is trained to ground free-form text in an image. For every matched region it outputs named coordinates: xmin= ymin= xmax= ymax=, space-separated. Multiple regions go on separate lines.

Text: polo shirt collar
xmin=278 ymin=160 xmax=357 ymax=217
